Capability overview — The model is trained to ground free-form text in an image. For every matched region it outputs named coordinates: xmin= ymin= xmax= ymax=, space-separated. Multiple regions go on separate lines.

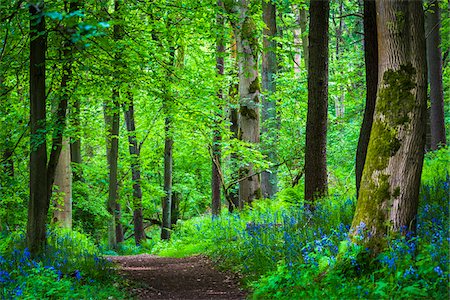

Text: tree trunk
xmin=299 ymin=7 xmax=309 ymax=70
xmin=304 ymin=0 xmax=329 ymax=209
xmin=212 ymin=0 xmax=225 ymax=216
xmin=227 ymin=36 xmax=240 ymax=213
xmin=52 ymin=0 xmax=80 ymax=230
xmin=161 ymin=47 xmax=175 ymax=240
xmin=235 ymin=0 xmax=262 ymax=206
xmin=53 ymin=138 xmax=72 ymax=229
xmin=105 ymin=0 xmax=126 ymax=248
xmin=351 ymin=0 xmax=427 ymax=255
xmin=27 ymin=1 xmax=48 ymax=256
xmin=261 ymin=0 xmax=278 ymax=199
xmin=124 ymin=94 xmax=145 ymax=246
xmin=68 ymin=0 xmax=83 ymax=182
xmin=356 ymin=0 xmax=378 ymax=196
xmin=426 ymin=0 xmax=446 ymax=149
xmin=334 ymin=0 xmax=345 ymax=118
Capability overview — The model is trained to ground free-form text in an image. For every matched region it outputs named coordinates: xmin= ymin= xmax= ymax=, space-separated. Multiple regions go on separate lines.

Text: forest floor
xmin=109 ymin=254 xmax=247 ymax=300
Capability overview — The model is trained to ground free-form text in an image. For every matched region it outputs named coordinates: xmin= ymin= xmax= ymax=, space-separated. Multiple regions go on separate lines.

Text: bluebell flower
xmin=434 ymin=266 xmax=443 ymax=276
xmin=0 ymin=270 xmax=11 ymax=283
xmin=74 ymin=270 xmax=82 ymax=280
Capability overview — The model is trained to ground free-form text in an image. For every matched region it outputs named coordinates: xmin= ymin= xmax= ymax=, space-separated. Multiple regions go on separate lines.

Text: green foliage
xmin=0 ymin=228 xmax=125 ymax=299
xmin=152 ymin=153 xmax=448 ymax=299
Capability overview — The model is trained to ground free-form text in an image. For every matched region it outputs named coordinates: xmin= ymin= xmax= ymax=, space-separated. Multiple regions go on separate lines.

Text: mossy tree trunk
xmin=425 ymin=0 xmax=446 ymax=150
xmin=356 ymin=0 xmax=378 ymax=196
xmin=304 ymin=0 xmax=329 ymax=209
xmin=351 ymin=0 xmax=427 ymax=255
xmin=226 ymin=0 xmax=262 ymax=206
xmin=261 ymin=0 xmax=278 ymax=199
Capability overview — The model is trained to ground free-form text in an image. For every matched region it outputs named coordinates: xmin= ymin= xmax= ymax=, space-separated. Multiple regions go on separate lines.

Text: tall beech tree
xmin=28 ymin=1 xmax=48 ymax=256
xmin=28 ymin=0 xmax=72 ymax=255
xmin=351 ymin=0 xmax=427 ymax=255
xmin=161 ymin=46 xmax=176 ymax=240
xmin=105 ymin=0 xmax=125 ymax=248
xmin=355 ymin=0 xmax=378 ymax=196
xmin=225 ymin=0 xmax=262 ymax=206
xmin=425 ymin=0 xmax=446 ymax=149
xmin=304 ymin=0 xmax=329 ymax=208
xmin=212 ymin=0 xmax=225 ymax=216
xmin=261 ymin=0 xmax=278 ymax=199
xmin=52 ymin=0 xmax=81 ymax=229
xmin=124 ymin=93 xmax=145 ymax=245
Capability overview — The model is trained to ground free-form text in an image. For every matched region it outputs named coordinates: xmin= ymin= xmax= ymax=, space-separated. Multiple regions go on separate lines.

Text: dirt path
xmin=109 ymin=254 xmax=247 ymax=300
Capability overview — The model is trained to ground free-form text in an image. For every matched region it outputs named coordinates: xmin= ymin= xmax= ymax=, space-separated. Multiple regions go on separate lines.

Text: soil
xmin=108 ymin=254 xmax=247 ymax=300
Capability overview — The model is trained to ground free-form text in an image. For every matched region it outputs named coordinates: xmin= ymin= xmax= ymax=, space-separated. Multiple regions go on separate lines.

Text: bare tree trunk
xmin=161 ymin=47 xmax=175 ymax=240
xmin=299 ymin=7 xmax=308 ymax=70
xmin=304 ymin=0 xmax=329 ymax=209
xmin=124 ymin=93 xmax=145 ymax=246
xmin=356 ymin=0 xmax=378 ymax=196
xmin=261 ymin=0 xmax=278 ymax=199
xmin=53 ymin=138 xmax=72 ymax=229
xmin=334 ymin=0 xmax=345 ymax=118
xmin=212 ymin=0 xmax=225 ymax=216
xmin=227 ymin=37 xmax=240 ymax=213
xmin=426 ymin=0 xmax=446 ymax=149
xmin=27 ymin=1 xmax=48 ymax=256
xmin=351 ymin=0 xmax=427 ymax=256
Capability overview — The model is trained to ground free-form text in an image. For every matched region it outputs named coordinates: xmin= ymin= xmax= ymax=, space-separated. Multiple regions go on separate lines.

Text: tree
xmin=105 ymin=0 xmax=125 ymax=248
xmin=52 ymin=0 xmax=81 ymax=229
xmin=225 ymin=0 xmax=262 ymax=206
xmin=425 ymin=0 xmax=446 ymax=150
xmin=161 ymin=46 xmax=176 ymax=240
xmin=304 ymin=0 xmax=329 ymax=208
xmin=27 ymin=1 xmax=48 ymax=256
xmin=355 ymin=0 xmax=378 ymax=196
xmin=351 ymin=0 xmax=427 ymax=255
xmin=261 ymin=0 xmax=278 ymax=199
xmin=124 ymin=92 xmax=145 ymax=245
xmin=212 ymin=0 xmax=225 ymax=216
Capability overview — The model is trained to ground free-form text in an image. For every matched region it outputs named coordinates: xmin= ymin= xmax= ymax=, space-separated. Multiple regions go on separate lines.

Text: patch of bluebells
xmin=0 ymin=231 xmax=116 ymax=298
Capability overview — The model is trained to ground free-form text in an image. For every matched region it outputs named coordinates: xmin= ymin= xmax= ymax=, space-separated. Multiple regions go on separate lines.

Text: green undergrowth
xmin=0 ymin=227 xmax=125 ymax=299
xmin=150 ymin=147 xmax=449 ymax=299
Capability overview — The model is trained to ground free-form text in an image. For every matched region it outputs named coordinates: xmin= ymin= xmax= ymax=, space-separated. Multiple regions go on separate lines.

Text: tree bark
xmin=426 ymin=0 xmax=446 ymax=149
xmin=124 ymin=94 xmax=145 ymax=246
xmin=299 ymin=7 xmax=308 ymax=70
xmin=227 ymin=36 xmax=240 ymax=213
xmin=53 ymin=138 xmax=72 ymax=229
xmin=356 ymin=0 xmax=378 ymax=196
xmin=351 ymin=0 xmax=427 ymax=255
xmin=161 ymin=47 xmax=175 ymax=240
xmin=304 ymin=0 xmax=329 ymax=209
xmin=235 ymin=0 xmax=262 ymax=206
xmin=293 ymin=5 xmax=308 ymax=75
xmin=212 ymin=0 xmax=225 ymax=216
xmin=261 ymin=0 xmax=278 ymax=199
xmin=27 ymin=1 xmax=48 ymax=256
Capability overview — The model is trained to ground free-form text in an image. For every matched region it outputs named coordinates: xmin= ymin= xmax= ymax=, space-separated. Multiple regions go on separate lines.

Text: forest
xmin=0 ymin=0 xmax=449 ymax=298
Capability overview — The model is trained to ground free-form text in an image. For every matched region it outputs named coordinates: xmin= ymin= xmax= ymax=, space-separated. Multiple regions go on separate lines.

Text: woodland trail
xmin=109 ymin=254 xmax=247 ymax=300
